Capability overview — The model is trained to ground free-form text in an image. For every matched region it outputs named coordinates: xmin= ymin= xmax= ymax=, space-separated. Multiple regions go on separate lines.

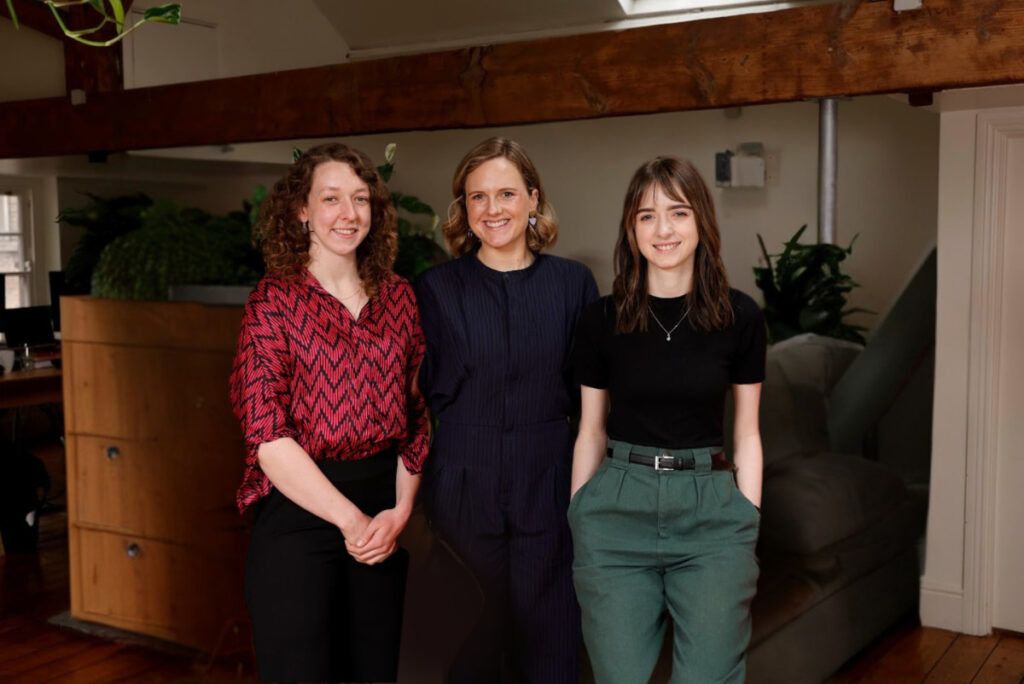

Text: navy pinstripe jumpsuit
xmin=415 ymin=251 xmax=599 ymax=683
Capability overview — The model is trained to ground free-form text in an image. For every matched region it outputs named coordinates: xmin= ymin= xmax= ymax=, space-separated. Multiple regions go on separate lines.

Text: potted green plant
xmin=59 ymin=190 xmax=264 ymax=302
xmin=753 ymin=225 xmax=870 ymax=344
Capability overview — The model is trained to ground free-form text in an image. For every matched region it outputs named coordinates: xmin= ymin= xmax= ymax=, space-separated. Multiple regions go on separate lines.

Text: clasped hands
xmin=341 ymin=507 xmax=407 ymax=565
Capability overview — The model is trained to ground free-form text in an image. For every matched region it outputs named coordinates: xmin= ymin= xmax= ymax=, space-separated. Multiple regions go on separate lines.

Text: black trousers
xmin=425 ymin=432 xmax=581 ymax=684
xmin=245 ymin=453 xmax=408 ymax=683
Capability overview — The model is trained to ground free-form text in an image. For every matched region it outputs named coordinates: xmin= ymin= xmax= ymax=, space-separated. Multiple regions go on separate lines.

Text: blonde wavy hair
xmin=442 ymin=137 xmax=558 ymax=257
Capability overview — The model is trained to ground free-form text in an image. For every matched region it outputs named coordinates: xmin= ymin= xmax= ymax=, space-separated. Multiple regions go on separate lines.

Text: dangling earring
xmin=528 ymin=211 xmax=538 ymax=227
xmin=303 ymin=221 xmax=310 ymax=234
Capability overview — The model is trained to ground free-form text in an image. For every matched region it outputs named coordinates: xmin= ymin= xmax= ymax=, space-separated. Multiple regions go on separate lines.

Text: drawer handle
xmin=106 ymin=446 xmax=120 ymax=460
xmin=126 ymin=543 xmax=141 ymax=559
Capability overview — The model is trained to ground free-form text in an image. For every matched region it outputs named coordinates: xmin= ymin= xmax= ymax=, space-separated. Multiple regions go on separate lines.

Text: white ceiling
xmin=312 ymin=0 xmax=831 ymax=59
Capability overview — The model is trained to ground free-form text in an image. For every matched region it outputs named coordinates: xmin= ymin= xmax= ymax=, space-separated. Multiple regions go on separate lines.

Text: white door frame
xmin=962 ymin=107 xmax=1024 ymax=634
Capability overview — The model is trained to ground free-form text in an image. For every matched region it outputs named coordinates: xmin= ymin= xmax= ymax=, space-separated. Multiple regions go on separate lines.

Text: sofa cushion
xmin=760 ymin=452 xmax=908 ymax=555
xmin=757 ymin=334 xmax=862 ymax=467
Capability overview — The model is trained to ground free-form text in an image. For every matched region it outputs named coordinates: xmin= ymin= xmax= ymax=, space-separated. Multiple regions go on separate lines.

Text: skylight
xmin=617 ymin=0 xmax=830 ymax=19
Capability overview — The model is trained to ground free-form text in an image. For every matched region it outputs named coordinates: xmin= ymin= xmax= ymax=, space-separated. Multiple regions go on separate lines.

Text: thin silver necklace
xmin=648 ymin=302 xmax=690 ymax=342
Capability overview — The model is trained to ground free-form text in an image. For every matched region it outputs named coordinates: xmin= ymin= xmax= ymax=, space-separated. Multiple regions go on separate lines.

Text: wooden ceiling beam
xmin=63 ymin=3 xmax=127 ymax=96
xmin=2 ymin=0 xmax=1023 ymax=158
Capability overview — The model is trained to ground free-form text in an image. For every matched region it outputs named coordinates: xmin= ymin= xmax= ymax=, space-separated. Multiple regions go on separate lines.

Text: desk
xmin=0 ymin=367 xmax=63 ymax=410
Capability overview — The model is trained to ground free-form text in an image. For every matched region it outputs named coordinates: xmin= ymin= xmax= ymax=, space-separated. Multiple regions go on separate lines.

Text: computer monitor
xmin=2 ymin=305 xmax=55 ymax=348
xmin=48 ymin=271 xmax=68 ymax=333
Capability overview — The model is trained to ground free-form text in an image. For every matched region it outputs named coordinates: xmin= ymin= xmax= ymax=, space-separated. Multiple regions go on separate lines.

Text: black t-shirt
xmin=573 ymin=289 xmax=767 ymax=449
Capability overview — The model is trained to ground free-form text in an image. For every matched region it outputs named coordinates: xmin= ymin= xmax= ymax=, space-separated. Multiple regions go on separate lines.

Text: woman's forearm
xmin=732 ymin=433 xmax=763 ymax=508
xmin=572 ymin=430 xmax=607 ymax=498
xmin=393 ymin=461 xmax=422 ymax=520
xmin=731 ymin=382 xmax=764 ymax=508
xmin=572 ymin=386 xmax=610 ymax=497
xmin=257 ymin=437 xmax=369 ymax=537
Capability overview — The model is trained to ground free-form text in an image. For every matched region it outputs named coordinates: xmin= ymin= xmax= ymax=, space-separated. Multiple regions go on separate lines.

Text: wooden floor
xmin=1 ymin=508 xmax=253 ymax=683
xmin=1 ymin=443 xmax=1022 ymax=683
xmin=828 ymin=618 xmax=1024 ymax=684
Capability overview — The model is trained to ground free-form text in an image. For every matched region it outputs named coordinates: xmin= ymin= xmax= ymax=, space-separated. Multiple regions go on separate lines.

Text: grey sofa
xmin=744 ymin=249 xmax=936 ymax=683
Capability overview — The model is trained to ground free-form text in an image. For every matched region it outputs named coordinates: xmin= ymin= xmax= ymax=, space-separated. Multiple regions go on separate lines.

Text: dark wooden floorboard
xmin=3 ymin=444 xmax=1024 ymax=683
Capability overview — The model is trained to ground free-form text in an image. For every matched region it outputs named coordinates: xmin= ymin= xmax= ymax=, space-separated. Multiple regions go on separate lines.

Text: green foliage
xmin=376 ymin=144 xmax=448 ymax=281
xmin=753 ymin=225 xmax=871 ymax=344
xmin=6 ymin=0 xmax=180 ymax=47
xmin=61 ymin=190 xmax=264 ymax=301
xmin=57 ymin=192 xmax=153 ymax=294
xmin=90 ymin=200 xmax=262 ymax=300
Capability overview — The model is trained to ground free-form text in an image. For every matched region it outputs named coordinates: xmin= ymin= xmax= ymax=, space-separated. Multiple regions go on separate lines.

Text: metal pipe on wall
xmin=818 ymin=97 xmax=838 ymax=244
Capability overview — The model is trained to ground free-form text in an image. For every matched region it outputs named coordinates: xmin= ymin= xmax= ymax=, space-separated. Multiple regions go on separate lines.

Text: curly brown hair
xmin=258 ymin=142 xmax=397 ymax=298
xmin=442 ymin=137 xmax=557 ymax=258
xmin=613 ymin=157 xmax=735 ymax=334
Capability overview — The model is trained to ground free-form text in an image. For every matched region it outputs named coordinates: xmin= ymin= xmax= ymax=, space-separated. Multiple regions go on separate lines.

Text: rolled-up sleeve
xmin=229 ymin=282 xmax=298 ymax=509
xmin=397 ymin=284 xmax=429 ymax=474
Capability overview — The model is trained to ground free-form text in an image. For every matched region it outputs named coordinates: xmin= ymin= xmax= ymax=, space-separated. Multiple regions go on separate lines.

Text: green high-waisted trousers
xmin=568 ymin=440 xmax=760 ymax=684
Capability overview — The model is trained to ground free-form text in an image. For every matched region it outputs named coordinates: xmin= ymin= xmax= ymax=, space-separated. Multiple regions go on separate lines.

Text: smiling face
xmin=463 ymin=156 xmax=539 ymax=259
xmin=298 ymin=160 xmax=371 ymax=266
xmin=633 ymin=181 xmax=700 ymax=278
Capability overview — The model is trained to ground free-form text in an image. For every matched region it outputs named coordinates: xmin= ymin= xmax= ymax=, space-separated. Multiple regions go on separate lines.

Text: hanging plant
xmin=4 ymin=0 xmax=180 ymax=47
xmin=753 ymin=225 xmax=871 ymax=344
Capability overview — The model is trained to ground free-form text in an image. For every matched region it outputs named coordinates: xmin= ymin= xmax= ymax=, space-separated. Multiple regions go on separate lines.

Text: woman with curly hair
xmin=415 ymin=137 xmax=598 ymax=683
xmin=569 ymin=157 xmax=765 ymax=683
xmin=229 ymin=142 xmax=429 ymax=683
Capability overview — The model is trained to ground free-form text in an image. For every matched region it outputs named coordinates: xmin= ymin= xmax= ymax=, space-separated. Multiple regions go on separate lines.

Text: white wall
xmin=123 ymin=0 xmax=349 ymax=88
xmin=143 ymin=94 xmax=939 ymax=333
xmin=919 ymin=108 xmax=974 ymax=630
xmin=0 ymin=18 xmax=64 ymax=103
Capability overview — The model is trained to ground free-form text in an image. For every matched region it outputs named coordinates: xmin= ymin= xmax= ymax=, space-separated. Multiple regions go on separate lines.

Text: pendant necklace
xmin=648 ymin=302 xmax=690 ymax=342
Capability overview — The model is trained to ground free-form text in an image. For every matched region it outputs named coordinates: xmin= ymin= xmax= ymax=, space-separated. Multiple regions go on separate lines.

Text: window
xmin=616 ymin=0 xmax=830 ymax=20
xmin=1 ymin=190 xmax=32 ymax=309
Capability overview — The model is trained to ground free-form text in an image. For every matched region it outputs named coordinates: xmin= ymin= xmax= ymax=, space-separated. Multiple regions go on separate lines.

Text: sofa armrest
xmin=760 ymin=452 xmax=908 ymax=555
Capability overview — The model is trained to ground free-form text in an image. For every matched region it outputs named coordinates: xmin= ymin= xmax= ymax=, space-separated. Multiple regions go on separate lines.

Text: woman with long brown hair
xmin=415 ymin=137 xmax=598 ymax=683
xmin=230 ymin=142 xmax=429 ymax=683
xmin=569 ymin=157 xmax=766 ymax=683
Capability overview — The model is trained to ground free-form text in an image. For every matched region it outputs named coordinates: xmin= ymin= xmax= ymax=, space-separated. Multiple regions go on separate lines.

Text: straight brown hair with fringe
xmin=613 ymin=157 xmax=734 ymax=334
xmin=442 ymin=137 xmax=558 ymax=257
xmin=258 ymin=142 xmax=397 ymax=299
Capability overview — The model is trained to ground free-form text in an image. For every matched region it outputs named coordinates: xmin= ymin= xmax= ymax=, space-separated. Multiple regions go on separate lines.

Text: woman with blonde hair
xmin=570 ymin=156 xmax=766 ymax=683
xmin=231 ymin=142 xmax=429 ymax=683
xmin=415 ymin=137 xmax=598 ymax=683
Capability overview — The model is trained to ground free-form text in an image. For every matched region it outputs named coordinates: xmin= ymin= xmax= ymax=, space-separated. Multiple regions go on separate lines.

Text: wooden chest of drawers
xmin=61 ymin=296 xmax=249 ymax=650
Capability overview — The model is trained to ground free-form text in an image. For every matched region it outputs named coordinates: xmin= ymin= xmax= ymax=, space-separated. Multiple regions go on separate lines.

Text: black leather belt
xmin=606 ymin=448 xmax=734 ymax=472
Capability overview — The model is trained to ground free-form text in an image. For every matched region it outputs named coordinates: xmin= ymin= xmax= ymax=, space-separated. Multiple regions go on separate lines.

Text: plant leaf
xmin=393 ymin=192 xmax=434 ymax=216
xmin=6 ymin=0 xmax=19 ymax=29
xmin=143 ymin=3 xmax=180 ymax=23
xmin=87 ymin=0 xmax=105 ymax=15
xmin=107 ymin=0 xmax=125 ymax=31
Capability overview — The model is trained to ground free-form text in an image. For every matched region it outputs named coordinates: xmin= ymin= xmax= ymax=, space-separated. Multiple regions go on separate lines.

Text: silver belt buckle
xmin=654 ymin=452 xmax=674 ymax=471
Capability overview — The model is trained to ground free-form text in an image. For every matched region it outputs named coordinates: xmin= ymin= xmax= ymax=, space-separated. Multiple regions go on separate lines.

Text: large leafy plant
xmin=60 ymin=188 xmax=265 ymax=300
xmin=753 ymin=225 xmax=870 ymax=344
xmin=57 ymin=192 xmax=152 ymax=293
xmin=4 ymin=0 xmax=180 ymax=47
xmin=90 ymin=200 xmax=260 ymax=300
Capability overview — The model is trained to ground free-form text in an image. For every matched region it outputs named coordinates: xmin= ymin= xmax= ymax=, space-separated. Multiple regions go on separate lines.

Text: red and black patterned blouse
xmin=229 ymin=269 xmax=429 ymax=513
